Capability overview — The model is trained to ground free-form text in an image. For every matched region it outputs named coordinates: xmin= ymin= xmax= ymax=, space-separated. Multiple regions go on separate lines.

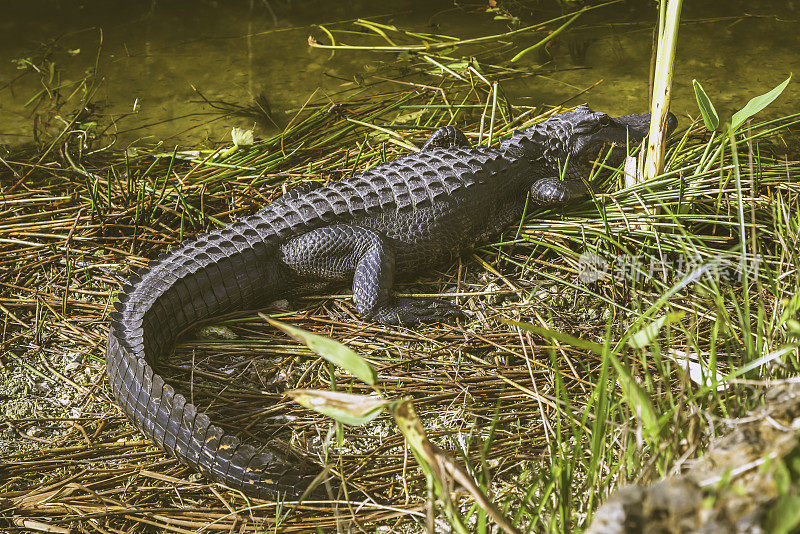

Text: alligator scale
xmin=106 ymin=106 xmax=676 ymax=498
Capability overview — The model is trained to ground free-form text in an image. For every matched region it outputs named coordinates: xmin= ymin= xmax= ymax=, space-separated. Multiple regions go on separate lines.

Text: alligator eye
xmin=599 ymin=115 xmax=611 ymax=126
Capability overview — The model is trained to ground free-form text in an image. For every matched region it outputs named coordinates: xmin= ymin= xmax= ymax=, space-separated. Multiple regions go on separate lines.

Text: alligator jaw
xmin=573 ymin=110 xmax=679 ymax=165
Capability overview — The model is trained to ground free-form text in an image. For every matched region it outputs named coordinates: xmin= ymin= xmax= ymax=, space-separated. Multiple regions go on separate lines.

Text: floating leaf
xmin=730 ymin=75 xmax=792 ymax=131
xmin=445 ymin=60 xmax=470 ymax=71
xmin=393 ymin=109 xmax=426 ymax=124
xmin=193 ymin=325 xmax=237 ymax=340
xmin=692 ymin=79 xmax=719 ymax=131
xmin=288 ymin=389 xmax=389 ymax=426
xmin=231 ymin=127 xmax=254 ymax=147
xmin=262 ymin=315 xmax=377 ymax=385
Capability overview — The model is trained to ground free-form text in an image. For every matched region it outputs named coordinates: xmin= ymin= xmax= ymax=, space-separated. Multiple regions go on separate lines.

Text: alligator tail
xmin=106 ymin=222 xmax=315 ymax=499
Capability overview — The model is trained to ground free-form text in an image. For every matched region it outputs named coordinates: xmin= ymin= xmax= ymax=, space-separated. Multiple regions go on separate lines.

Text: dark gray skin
xmin=106 ymin=105 xmax=676 ymax=499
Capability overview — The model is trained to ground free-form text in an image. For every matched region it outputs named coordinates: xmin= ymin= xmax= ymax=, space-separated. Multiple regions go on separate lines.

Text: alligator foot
xmin=282 ymin=225 xmax=468 ymax=326
xmin=371 ymin=297 xmax=465 ymax=325
xmin=529 ymin=176 xmax=592 ymax=206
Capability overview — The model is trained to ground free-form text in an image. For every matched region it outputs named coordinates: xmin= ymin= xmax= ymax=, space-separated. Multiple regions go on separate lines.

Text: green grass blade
xmin=262 ymin=315 xmax=377 ymax=385
xmin=692 ymin=79 xmax=719 ymax=131
xmin=731 ymin=75 xmax=792 ymax=131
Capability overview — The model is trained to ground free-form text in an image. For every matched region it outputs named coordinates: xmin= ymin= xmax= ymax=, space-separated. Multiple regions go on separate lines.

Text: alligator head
xmin=564 ymin=105 xmax=678 ymax=165
xmin=502 ymin=105 xmax=678 ymax=175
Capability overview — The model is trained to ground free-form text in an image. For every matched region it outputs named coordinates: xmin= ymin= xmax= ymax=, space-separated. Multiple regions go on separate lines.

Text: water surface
xmin=1 ymin=0 xmax=797 ymax=148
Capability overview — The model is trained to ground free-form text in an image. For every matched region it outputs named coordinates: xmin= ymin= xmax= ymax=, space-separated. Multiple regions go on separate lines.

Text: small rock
xmin=65 ymin=352 xmax=85 ymax=372
xmin=484 ymin=282 xmax=504 ymax=305
xmin=33 ymin=380 xmax=52 ymax=395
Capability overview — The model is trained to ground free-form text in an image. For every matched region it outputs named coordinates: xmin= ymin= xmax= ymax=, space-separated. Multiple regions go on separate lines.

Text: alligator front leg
xmin=279 ymin=225 xmax=463 ymax=325
xmin=421 ymin=126 xmax=471 ymax=150
xmin=529 ymin=176 xmax=592 ymax=206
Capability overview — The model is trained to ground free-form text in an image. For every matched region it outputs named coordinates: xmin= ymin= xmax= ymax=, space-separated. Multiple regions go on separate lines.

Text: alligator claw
xmin=372 ymin=297 xmax=465 ymax=325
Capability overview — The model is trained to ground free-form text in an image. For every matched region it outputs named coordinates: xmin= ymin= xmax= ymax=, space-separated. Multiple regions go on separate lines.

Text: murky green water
xmin=1 ymin=1 xmax=798 ymax=148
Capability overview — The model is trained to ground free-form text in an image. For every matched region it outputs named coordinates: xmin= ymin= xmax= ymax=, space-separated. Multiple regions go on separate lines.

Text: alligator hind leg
xmin=529 ymin=177 xmax=592 ymax=206
xmin=422 ymin=126 xmax=471 ymax=150
xmin=279 ymin=225 xmax=463 ymax=325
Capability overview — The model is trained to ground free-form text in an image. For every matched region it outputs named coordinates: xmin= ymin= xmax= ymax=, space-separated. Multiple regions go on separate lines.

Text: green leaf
xmin=393 ymin=109 xmax=426 ymax=124
xmin=287 ymin=389 xmax=389 ymax=426
xmin=392 ymin=399 xmax=435 ymax=467
xmin=506 ymin=320 xmax=604 ymax=355
xmin=767 ymin=494 xmax=800 ymax=534
xmin=262 ymin=315 xmax=377 ymax=385
xmin=445 ymin=60 xmax=470 ymax=71
xmin=628 ymin=311 xmax=685 ymax=349
xmin=692 ymin=79 xmax=719 ymax=131
xmin=730 ymin=75 xmax=792 ymax=131
xmin=606 ymin=352 xmax=660 ymax=441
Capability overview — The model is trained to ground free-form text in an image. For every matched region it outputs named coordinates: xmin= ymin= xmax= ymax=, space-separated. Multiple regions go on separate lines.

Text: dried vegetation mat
xmin=1 ymin=70 xmax=800 ymax=532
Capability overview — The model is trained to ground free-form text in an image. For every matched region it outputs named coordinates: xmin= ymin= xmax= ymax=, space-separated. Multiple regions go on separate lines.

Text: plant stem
xmin=643 ymin=0 xmax=683 ymax=182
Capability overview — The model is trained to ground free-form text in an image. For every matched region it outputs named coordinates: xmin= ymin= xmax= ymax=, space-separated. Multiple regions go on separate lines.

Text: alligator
xmin=106 ymin=105 xmax=676 ymax=499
